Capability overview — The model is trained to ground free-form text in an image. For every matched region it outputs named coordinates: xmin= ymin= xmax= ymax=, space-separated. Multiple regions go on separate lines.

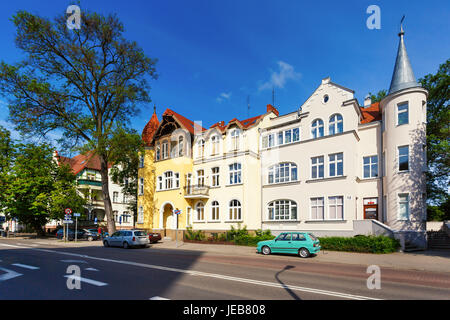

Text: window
xmin=211 ymin=201 xmax=219 ymax=221
xmin=311 ymin=119 xmax=324 ymax=139
xmin=229 ymin=200 xmax=241 ymax=221
xmin=363 ymin=156 xmax=378 ymax=178
xmin=268 ymin=163 xmax=298 ymax=184
xmin=157 ymin=176 xmax=163 ymax=190
xmin=139 ymin=156 xmax=145 ymax=168
xmin=164 ymin=171 xmax=173 ymax=189
xmin=197 ymin=169 xmax=204 ymax=187
xmin=123 ymin=193 xmax=127 ymax=204
xmin=87 ymin=171 xmax=96 ymax=180
xmin=113 ymin=211 xmax=119 ymax=222
xmin=178 ymin=136 xmax=184 ymax=157
xmin=113 ymin=192 xmax=119 ymax=203
xmin=211 ymin=136 xmax=219 ymax=155
xmin=310 ymin=197 xmax=324 ymax=220
xmin=267 ymin=200 xmax=297 ymax=221
xmin=284 ymin=130 xmax=292 ymax=144
xmin=229 ymin=163 xmax=242 ymax=185
xmin=138 ymin=206 xmax=144 ymax=224
xmin=156 ymin=143 xmax=161 ymax=161
xmin=311 ymin=156 xmax=324 ymax=179
xmin=328 ymin=196 xmax=344 ymax=220
xmin=329 ymin=114 xmax=343 ymax=135
xmin=292 ymin=233 xmax=306 ymax=241
xmin=122 ymin=212 xmax=130 ymax=223
xmin=268 ymin=134 xmax=275 ymax=148
xmin=398 ymin=194 xmax=409 ymax=220
xmin=139 ymin=177 xmax=144 ymax=195
xmin=277 ymin=132 xmax=283 ymax=145
xmin=231 ymin=130 xmax=240 ymax=150
xmin=175 ymin=173 xmax=180 ymax=188
xmin=262 ymin=136 xmax=268 ymax=149
xmin=277 ymin=233 xmax=291 ymax=241
xmin=198 ymin=139 xmax=205 ymax=158
xmin=293 ymin=128 xmax=300 ymax=142
xmin=162 ymin=141 xmax=169 ymax=159
xmin=196 ymin=202 xmax=205 ymax=221
xmin=329 ymin=153 xmax=343 ymax=177
xmin=212 ymin=167 xmax=220 ymax=187
xmin=397 ymin=103 xmax=409 ymax=125
xmin=323 ymin=94 xmax=329 ymax=103
xmin=398 ymin=146 xmax=409 ymax=171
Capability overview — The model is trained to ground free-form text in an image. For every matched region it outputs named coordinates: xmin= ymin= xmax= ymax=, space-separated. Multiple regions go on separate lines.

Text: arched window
xmin=311 ymin=119 xmax=324 ymax=139
xmin=229 ymin=163 xmax=242 ymax=185
xmin=211 ymin=135 xmax=219 ymax=155
xmin=229 ymin=200 xmax=241 ymax=221
xmin=231 ymin=129 xmax=240 ymax=150
xmin=211 ymin=201 xmax=219 ymax=221
xmin=198 ymin=139 xmax=205 ymax=158
xmin=197 ymin=169 xmax=204 ymax=187
xmin=267 ymin=200 xmax=297 ymax=221
xmin=329 ymin=114 xmax=343 ymax=135
xmin=196 ymin=202 xmax=205 ymax=221
xmin=268 ymin=162 xmax=298 ymax=184
xmin=178 ymin=136 xmax=184 ymax=157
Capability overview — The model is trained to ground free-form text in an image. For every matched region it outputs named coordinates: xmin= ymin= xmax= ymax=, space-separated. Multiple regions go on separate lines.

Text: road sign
xmin=65 ymin=208 xmax=72 ymax=215
xmin=63 ymin=219 xmax=73 ymax=224
xmin=94 ymin=217 xmax=98 ymax=225
xmin=174 ymin=209 xmax=181 ymax=215
xmin=73 ymin=213 xmax=80 ymax=217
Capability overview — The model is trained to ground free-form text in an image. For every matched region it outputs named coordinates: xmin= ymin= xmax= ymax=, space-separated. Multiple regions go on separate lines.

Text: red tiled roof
xmin=56 ymin=151 xmax=105 ymax=175
xmin=142 ymin=110 xmax=160 ymax=146
xmin=163 ymin=108 xmax=206 ymax=134
xmin=360 ymin=102 xmax=381 ymax=124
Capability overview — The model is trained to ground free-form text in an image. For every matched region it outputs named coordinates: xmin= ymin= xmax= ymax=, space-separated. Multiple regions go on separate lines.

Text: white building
xmin=259 ymin=25 xmax=427 ymax=248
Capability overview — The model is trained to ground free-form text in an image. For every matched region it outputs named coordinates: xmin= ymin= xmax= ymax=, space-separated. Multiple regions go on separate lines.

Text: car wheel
xmin=261 ymin=246 xmax=271 ymax=255
xmin=88 ymin=236 xmax=93 ymax=241
xmin=298 ymin=248 xmax=310 ymax=258
xmin=103 ymin=240 xmax=109 ymax=247
xmin=123 ymin=241 xmax=129 ymax=249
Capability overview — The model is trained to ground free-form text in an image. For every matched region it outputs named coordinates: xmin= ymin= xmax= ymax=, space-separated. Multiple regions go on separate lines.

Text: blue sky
xmin=0 ymin=0 xmax=449 ymax=146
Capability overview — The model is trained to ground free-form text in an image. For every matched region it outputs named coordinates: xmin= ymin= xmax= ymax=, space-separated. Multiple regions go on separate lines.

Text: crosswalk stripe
xmin=11 ymin=263 xmax=40 ymax=270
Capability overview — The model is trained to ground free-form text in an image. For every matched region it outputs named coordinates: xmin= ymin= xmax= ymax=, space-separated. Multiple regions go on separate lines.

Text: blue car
xmin=257 ymin=232 xmax=321 ymax=258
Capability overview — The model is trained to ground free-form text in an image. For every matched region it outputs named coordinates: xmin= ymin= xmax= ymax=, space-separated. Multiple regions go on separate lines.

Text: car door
xmin=109 ymin=231 xmax=122 ymax=246
xmin=271 ymin=233 xmax=292 ymax=253
xmin=291 ymin=233 xmax=307 ymax=253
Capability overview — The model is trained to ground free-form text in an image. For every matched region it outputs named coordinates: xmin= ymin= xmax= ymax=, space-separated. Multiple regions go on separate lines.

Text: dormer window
xmin=231 ymin=129 xmax=240 ymax=150
xmin=211 ymin=136 xmax=219 ymax=155
xmin=198 ymin=139 xmax=205 ymax=158
xmin=162 ymin=140 xmax=169 ymax=159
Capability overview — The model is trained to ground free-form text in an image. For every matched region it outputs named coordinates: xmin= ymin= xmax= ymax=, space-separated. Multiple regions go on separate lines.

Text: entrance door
xmin=363 ymin=198 xmax=378 ymax=220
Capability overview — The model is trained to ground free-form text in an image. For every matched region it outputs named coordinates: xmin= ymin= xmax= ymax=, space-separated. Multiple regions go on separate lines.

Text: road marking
xmin=149 ymin=296 xmax=170 ymax=300
xmin=11 ymin=263 xmax=40 ymax=270
xmin=64 ymin=275 xmax=108 ymax=287
xmin=0 ymin=243 xmax=379 ymax=300
xmin=85 ymin=268 xmax=99 ymax=271
xmin=0 ymin=267 xmax=23 ymax=282
xmin=60 ymin=260 xmax=88 ymax=264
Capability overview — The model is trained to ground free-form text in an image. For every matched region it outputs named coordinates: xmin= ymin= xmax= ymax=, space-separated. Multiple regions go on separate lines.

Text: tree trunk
xmin=99 ymin=154 xmax=116 ymax=234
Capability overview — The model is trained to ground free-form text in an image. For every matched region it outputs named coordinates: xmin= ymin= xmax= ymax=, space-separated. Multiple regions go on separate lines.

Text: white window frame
xmin=228 ymin=199 xmax=242 ymax=221
xmin=197 ymin=169 xmax=205 ymax=187
xmin=329 ymin=114 xmax=343 ymax=135
xmin=211 ymin=200 xmax=220 ymax=221
xmin=268 ymin=162 xmax=298 ymax=184
xmin=311 ymin=119 xmax=324 ymax=139
xmin=328 ymin=153 xmax=343 ymax=177
xmin=397 ymin=102 xmax=409 ymax=126
xmin=311 ymin=156 xmax=324 ymax=179
xmin=310 ymin=197 xmax=325 ymax=220
xmin=398 ymin=193 xmax=410 ymax=220
xmin=113 ymin=191 xmax=119 ymax=203
xmin=211 ymin=135 xmax=219 ymax=155
xmin=162 ymin=140 xmax=169 ymax=159
xmin=267 ymin=200 xmax=297 ymax=221
xmin=211 ymin=167 xmax=220 ymax=187
xmin=328 ymin=196 xmax=344 ymax=220
xmin=229 ymin=163 xmax=242 ymax=185
xmin=398 ymin=145 xmax=409 ymax=172
xmin=195 ymin=202 xmax=205 ymax=222
xmin=231 ymin=129 xmax=240 ymax=151
xmin=363 ymin=155 xmax=378 ymax=178
xmin=197 ymin=139 xmax=205 ymax=158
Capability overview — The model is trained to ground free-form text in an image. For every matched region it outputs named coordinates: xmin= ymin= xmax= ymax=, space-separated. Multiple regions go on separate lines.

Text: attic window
xmin=323 ymin=95 xmax=329 ymax=103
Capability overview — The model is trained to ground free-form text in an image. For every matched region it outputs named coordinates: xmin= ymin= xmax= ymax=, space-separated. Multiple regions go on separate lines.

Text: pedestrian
xmin=98 ymin=226 xmax=102 ymax=238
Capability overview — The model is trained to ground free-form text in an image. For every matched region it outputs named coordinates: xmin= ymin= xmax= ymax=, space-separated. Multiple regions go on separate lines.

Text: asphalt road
xmin=0 ymin=238 xmax=449 ymax=300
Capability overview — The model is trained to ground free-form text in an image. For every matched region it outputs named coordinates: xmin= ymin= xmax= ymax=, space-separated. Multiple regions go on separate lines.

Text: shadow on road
xmin=275 ymin=265 xmax=301 ymax=300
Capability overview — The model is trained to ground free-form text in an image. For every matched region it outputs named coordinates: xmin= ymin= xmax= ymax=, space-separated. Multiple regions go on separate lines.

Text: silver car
xmin=103 ymin=230 xmax=150 ymax=249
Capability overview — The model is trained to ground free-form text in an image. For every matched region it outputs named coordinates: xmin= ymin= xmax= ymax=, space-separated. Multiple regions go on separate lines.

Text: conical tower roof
xmin=388 ymin=24 xmax=421 ymax=95
xmin=142 ymin=105 xmax=160 ymax=146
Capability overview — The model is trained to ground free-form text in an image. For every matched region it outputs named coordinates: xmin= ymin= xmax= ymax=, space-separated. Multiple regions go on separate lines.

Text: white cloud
xmin=216 ymin=92 xmax=232 ymax=103
xmin=258 ymin=61 xmax=301 ymax=91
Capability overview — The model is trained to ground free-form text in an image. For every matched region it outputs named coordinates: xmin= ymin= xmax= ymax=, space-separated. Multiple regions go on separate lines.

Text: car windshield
xmin=134 ymin=231 xmax=146 ymax=236
xmin=308 ymin=233 xmax=318 ymax=241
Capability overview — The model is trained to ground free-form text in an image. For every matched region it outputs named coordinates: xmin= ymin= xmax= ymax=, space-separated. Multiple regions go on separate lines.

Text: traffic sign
xmin=65 ymin=208 xmax=72 ymax=215
xmin=63 ymin=219 xmax=73 ymax=224
xmin=73 ymin=213 xmax=80 ymax=217
xmin=174 ymin=209 xmax=181 ymax=215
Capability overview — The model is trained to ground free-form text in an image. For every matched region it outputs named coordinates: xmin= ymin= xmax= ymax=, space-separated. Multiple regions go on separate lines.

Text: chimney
xmin=364 ymin=95 xmax=372 ymax=107
xmin=266 ymin=104 xmax=279 ymax=116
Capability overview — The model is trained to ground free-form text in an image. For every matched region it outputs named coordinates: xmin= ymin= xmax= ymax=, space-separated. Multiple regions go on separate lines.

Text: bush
xmin=318 ymin=235 xmax=400 ymax=254
xmin=184 ymin=226 xmax=205 ymax=241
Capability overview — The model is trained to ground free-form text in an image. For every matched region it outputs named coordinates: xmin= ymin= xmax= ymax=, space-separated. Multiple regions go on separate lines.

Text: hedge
xmin=318 ymin=235 xmax=400 ymax=254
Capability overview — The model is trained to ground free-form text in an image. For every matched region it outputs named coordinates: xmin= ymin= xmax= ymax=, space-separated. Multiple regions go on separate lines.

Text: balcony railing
xmin=78 ymin=179 xmax=102 ymax=187
xmin=184 ymin=185 xmax=210 ymax=198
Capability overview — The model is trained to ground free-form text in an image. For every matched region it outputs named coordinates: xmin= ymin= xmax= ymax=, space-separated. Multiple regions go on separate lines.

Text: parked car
xmin=103 ymin=230 xmax=150 ymax=249
xmin=56 ymin=228 xmax=84 ymax=241
xmin=256 ymin=232 xmax=321 ymax=258
xmin=148 ymin=232 xmax=161 ymax=243
xmin=81 ymin=229 xmax=100 ymax=241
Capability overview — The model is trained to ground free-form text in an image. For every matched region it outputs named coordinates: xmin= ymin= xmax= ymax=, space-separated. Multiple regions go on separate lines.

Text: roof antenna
xmin=272 ymin=87 xmax=275 ymax=106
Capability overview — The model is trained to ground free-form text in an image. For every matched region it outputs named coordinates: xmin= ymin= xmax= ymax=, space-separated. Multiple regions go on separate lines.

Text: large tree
xmin=419 ymin=59 xmax=450 ymax=212
xmin=0 ymin=10 xmax=157 ymax=233
xmin=0 ymin=126 xmax=15 ymax=225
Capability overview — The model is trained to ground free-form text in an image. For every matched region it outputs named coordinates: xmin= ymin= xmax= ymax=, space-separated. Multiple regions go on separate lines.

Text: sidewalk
xmin=4 ymin=237 xmax=450 ymax=274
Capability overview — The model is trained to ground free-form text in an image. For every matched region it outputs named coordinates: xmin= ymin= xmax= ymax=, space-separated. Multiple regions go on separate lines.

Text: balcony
xmin=78 ymin=179 xmax=102 ymax=187
xmin=184 ymin=185 xmax=210 ymax=199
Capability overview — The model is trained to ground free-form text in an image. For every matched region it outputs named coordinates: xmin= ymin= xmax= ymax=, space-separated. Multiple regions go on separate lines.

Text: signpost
xmin=174 ymin=209 xmax=181 ymax=248
xmin=64 ymin=208 xmax=72 ymax=242
xmin=73 ymin=213 xmax=80 ymax=242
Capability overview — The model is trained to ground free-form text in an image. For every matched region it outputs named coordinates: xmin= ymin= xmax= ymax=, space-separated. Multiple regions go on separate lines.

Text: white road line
xmin=0 ymin=267 xmax=23 ymax=282
xmin=64 ymin=275 xmax=108 ymax=287
xmin=85 ymin=268 xmax=99 ymax=271
xmin=11 ymin=263 xmax=40 ymax=270
xmin=149 ymin=296 xmax=170 ymax=300
xmin=0 ymin=243 xmax=380 ymax=300
xmin=60 ymin=260 xmax=87 ymax=264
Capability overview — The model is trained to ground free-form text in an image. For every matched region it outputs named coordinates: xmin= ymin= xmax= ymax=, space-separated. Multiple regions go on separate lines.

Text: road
xmin=0 ymin=238 xmax=449 ymax=300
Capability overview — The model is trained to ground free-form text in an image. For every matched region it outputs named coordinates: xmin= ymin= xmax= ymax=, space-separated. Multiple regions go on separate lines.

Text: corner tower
xmin=381 ymin=22 xmax=428 ymax=248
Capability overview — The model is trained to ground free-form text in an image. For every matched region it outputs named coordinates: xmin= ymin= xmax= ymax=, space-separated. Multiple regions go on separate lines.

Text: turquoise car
xmin=257 ymin=232 xmax=321 ymax=258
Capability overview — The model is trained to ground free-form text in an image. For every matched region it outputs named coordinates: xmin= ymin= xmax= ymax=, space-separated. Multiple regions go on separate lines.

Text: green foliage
xmin=419 ymin=59 xmax=450 ymax=207
xmin=318 ymin=235 xmax=400 ymax=254
xmin=427 ymin=202 xmax=450 ymax=221
xmin=185 ymin=226 xmax=205 ymax=241
xmin=368 ymin=89 xmax=387 ymax=103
